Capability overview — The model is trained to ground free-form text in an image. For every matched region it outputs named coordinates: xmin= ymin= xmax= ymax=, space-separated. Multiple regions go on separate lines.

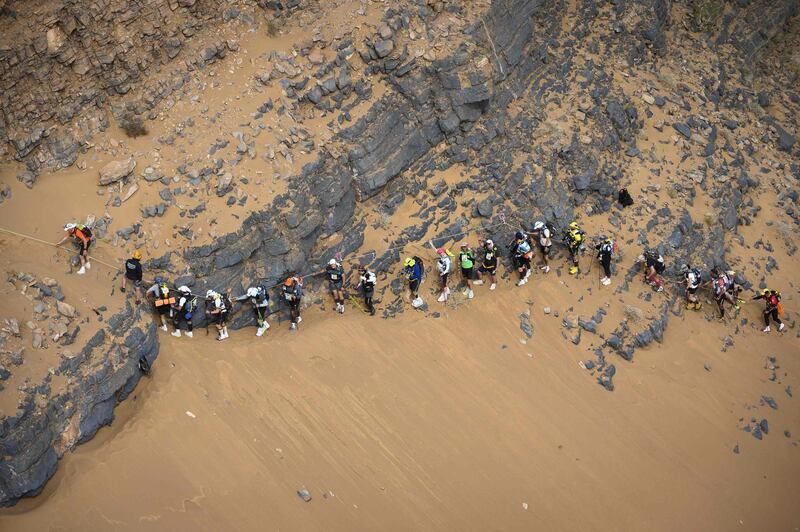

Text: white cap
xmin=533 ymin=221 xmax=544 ymax=230
xmin=486 ymin=239 xmax=494 ymax=246
xmin=178 ymin=285 xmax=190 ymax=293
xmin=64 ymin=223 xmax=77 ymax=231
xmin=328 ymin=259 xmax=337 ymax=266
xmin=247 ymin=287 xmax=258 ymax=297
xmin=206 ymin=290 xmax=216 ymax=298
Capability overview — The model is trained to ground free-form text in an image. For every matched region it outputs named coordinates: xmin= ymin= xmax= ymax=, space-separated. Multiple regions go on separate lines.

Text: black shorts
xmin=211 ymin=311 xmax=228 ymax=325
xmin=479 ymin=265 xmax=497 ymax=275
xmin=157 ymin=304 xmax=171 ymax=316
xmin=288 ymin=300 xmax=301 ymax=311
xmin=539 ymin=244 xmax=551 ymax=256
xmin=439 ymin=272 xmax=449 ymax=286
xmin=461 ymin=267 xmax=473 ymax=279
xmin=409 ymin=279 xmax=420 ymax=293
xmin=687 ymin=287 xmax=698 ymax=295
xmin=329 ymin=280 xmax=343 ymax=291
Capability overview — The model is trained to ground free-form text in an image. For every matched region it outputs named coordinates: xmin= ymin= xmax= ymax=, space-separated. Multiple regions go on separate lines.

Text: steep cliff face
xmin=0 ymin=304 xmax=158 ymax=505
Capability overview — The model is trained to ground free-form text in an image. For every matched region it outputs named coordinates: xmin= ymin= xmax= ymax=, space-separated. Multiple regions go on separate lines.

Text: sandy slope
xmin=1 ymin=280 xmax=797 ymax=531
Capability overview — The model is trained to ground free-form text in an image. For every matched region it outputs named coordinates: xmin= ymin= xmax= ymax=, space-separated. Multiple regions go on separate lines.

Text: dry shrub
xmin=691 ymin=0 xmax=723 ymax=32
xmin=119 ymin=112 xmax=148 ymax=138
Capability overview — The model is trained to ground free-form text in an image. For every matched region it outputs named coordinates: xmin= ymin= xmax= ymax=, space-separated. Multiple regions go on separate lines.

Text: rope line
xmin=2 ymin=223 xmax=794 ymax=315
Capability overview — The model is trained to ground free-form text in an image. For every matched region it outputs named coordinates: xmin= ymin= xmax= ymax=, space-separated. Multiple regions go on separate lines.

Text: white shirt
xmin=438 ymin=256 xmax=451 ymax=275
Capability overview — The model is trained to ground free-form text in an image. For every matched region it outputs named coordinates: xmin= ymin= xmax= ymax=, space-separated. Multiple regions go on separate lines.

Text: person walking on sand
xmin=531 ymin=221 xmax=552 ymax=273
xmin=357 ymin=265 xmax=377 ymax=315
xmin=752 ymin=289 xmax=785 ymax=333
xmin=710 ymin=267 xmax=741 ymax=318
xmin=639 ymin=249 xmax=665 ymax=292
xmin=121 ymin=250 xmax=144 ymax=303
xmin=171 ymin=286 xmax=196 ymax=338
xmin=206 ymin=289 xmax=230 ymax=341
xmin=145 ymin=277 xmax=173 ymax=332
xmin=680 ymin=264 xmax=703 ymax=310
xmin=282 ymin=274 xmax=304 ymax=330
xmin=563 ymin=221 xmax=585 ymax=275
xmin=436 ymin=247 xmax=452 ymax=303
xmin=510 ymin=231 xmax=532 ymax=286
xmin=325 ymin=258 xmax=346 ymax=314
xmin=458 ymin=242 xmax=476 ymax=299
xmin=595 ymin=236 xmax=615 ymax=286
xmin=56 ymin=222 xmax=93 ymax=275
xmin=474 ymin=239 xmax=498 ymax=290
xmin=404 ymin=256 xmax=424 ymax=308
xmin=235 ymin=285 xmax=271 ymax=336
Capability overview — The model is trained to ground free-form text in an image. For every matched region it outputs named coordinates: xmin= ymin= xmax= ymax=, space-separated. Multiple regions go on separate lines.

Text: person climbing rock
xmin=121 ymin=250 xmax=143 ymax=303
xmin=282 ymin=274 xmax=304 ymax=330
xmin=171 ymin=286 xmax=195 ymax=338
xmin=206 ymin=289 xmax=230 ymax=341
xmin=710 ymin=267 xmax=741 ymax=318
xmin=595 ymin=236 xmax=615 ymax=286
xmin=56 ymin=222 xmax=93 ymax=275
xmin=531 ymin=221 xmax=552 ymax=273
xmin=563 ymin=221 xmax=585 ymax=275
xmin=436 ymin=247 xmax=451 ymax=303
xmin=235 ymin=285 xmax=271 ymax=336
xmin=458 ymin=242 xmax=476 ymax=299
xmin=404 ymin=256 xmax=424 ymax=308
xmin=752 ymin=289 xmax=785 ymax=333
xmin=325 ymin=258 xmax=346 ymax=314
xmin=145 ymin=277 xmax=173 ymax=332
xmin=474 ymin=239 xmax=498 ymax=290
xmin=357 ymin=265 xmax=377 ymax=315
xmin=510 ymin=231 xmax=532 ymax=286
xmin=680 ymin=264 xmax=703 ymax=310
xmin=639 ymin=249 xmax=665 ymax=292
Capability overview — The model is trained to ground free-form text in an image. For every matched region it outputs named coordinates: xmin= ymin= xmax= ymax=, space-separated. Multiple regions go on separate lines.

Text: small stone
xmin=641 ymin=93 xmax=655 ymax=105
xmin=543 ymin=307 xmax=551 ymax=314
xmin=374 ymin=39 xmax=394 ymax=58
xmin=308 ymin=49 xmax=324 ymax=65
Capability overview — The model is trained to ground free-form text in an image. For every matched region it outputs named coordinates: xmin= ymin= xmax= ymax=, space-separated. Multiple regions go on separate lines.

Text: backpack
xmin=76 ymin=224 xmax=93 ymax=239
xmin=222 ymin=294 xmax=232 ymax=313
xmin=646 ymin=251 xmax=665 ymax=273
xmin=618 ymin=188 xmax=634 ymax=207
xmin=412 ymin=255 xmax=424 ymax=278
xmin=545 ymin=222 xmax=556 ymax=236
xmin=158 ymin=283 xmax=170 ymax=298
xmin=186 ymin=296 xmax=198 ymax=313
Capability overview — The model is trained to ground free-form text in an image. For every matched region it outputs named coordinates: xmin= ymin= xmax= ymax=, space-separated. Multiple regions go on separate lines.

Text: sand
xmin=1 ymin=0 xmax=799 ymax=528
xmin=1 ymin=282 xmax=798 ymax=530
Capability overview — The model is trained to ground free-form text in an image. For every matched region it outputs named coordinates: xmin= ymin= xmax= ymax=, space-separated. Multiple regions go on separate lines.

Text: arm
xmin=55 ymin=232 xmax=70 ymax=246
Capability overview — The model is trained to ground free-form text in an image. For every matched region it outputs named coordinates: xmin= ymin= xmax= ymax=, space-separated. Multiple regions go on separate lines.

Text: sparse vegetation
xmin=266 ymin=19 xmax=279 ymax=37
xmin=691 ymin=0 xmax=723 ymax=32
xmin=119 ymin=112 xmax=148 ymax=138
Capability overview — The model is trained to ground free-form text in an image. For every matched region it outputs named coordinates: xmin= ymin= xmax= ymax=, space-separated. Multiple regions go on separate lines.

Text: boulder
xmin=99 ymin=158 xmax=136 ymax=185
xmin=56 ymin=301 xmax=76 ymax=318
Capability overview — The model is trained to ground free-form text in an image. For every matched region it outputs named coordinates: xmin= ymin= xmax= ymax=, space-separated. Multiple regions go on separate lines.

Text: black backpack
xmin=618 ymin=188 xmax=633 ymax=207
xmin=545 ymin=221 xmax=556 ymax=236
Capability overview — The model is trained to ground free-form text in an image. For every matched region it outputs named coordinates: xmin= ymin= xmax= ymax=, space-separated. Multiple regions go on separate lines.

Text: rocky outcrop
xmin=0 ymin=304 xmax=158 ymax=506
xmin=0 ymin=0 xmax=276 ymax=172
